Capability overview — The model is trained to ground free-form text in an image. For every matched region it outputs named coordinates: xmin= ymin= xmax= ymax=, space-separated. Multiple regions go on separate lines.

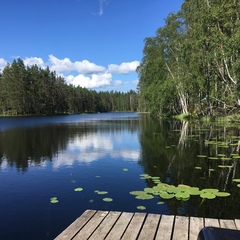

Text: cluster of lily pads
xmin=130 ymin=174 xmax=230 ymax=203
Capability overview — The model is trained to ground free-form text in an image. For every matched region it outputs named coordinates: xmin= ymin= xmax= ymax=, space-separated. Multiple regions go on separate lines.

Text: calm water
xmin=1 ymin=113 xmax=240 ymax=239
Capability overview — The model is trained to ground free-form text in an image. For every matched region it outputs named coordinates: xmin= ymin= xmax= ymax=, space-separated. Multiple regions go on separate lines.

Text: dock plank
xmin=138 ymin=213 xmax=160 ymax=240
xmin=234 ymin=219 xmax=240 ymax=230
xmin=55 ymin=210 xmax=240 ymax=240
xmin=105 ymin=212 xmax=134 ymax=240
xmin=155 ymin=215 xmax=174 ymax=240
xmin=219 ymin=219 xmax=236 ymax=229
xmin=121 ymin=212 xmax=146 ymax=240
xmin=172 ymin=216 xmax=189 ymax=240
xmin=88 ymin=211 xmax=121 ymax=240
xmin=204 ymin=218 xmax=220 ymax=228
xmin=189 ymin=217 xmax=204 ymax=240
xmin=54 ymin=209 xmax=96 ymax=240
xmin=73 ymin=211 xmax=108 ymax=240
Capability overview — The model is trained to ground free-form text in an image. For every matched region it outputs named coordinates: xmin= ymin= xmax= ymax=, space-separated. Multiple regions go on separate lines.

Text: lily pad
xmin=202 ymin=189 xmax=219 ymax=194
xmin=160 ymin=192 xmax=175 ymax=199
xmin=200 ymin=193 xmax=216 ymax=199
xmin=208 ymin=157 xmax=219 ymax=160
xmin=175 ymin=192 xmax=190 ymax=200
xmin=233 ymin=179 xmax=240 ymax=182
xmin=137 ymin=206 xmax=146 ymax=210
xmin=215 ymin=192 xmax=230 ymax=197
xmin=96 ymin=191 xmax=108 ymax=195
xmin=157 ymin=201 xmax=165 ymax=205
xmin=195 ymin=166 xmax=202 ymax=170
xmin=123 ymin=168 xmax=128 ymax=172
xmin=197 ymin=155 xmax=207 ymax=158
xmin=74 ymin=187 xmax=83 ymax=192
xmin=130 ymin=191 xmax=146 ymax=195
xmin=135 ymin=194 xmax=154 ymax=200
xmin=103 ymin=198 xmax=113 ymax=202
xmin=50 ymin=197 xmax=59 ymax=204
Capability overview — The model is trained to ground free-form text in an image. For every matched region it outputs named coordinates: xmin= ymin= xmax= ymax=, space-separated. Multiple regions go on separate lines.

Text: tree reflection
xmin=0 ymin=118 xmax=140 ymax=171
xmin=138 ymin=115 xmax=240 ymax=218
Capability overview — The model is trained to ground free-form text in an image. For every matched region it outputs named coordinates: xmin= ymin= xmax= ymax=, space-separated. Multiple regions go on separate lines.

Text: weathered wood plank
xmin=189 ymin=217 xmax=204 ymax=240
xmin=234 ymin=219 xmax=240 ymax=230
xmin=138 ymin=213 xmax=160 ymax=240
xmin=121 ymin=212 xmax=146 ymax=240
xmin=88 ymin=211 xmax=121 ymax=240
xmin=219 ymin=219 xmax=236 ymax=229
xmin=204 ymin=218 xmax=220 ymax=228
xmin=73 ymin=211 xmax=108 ymax=240
xmin=155 ymin=215 xmax=174 ymax=240
xmin=172 ymin=216 xmax=189 ymax=240
xmin=105 ymin=212 xmax=134 ymax=240
xmin=55 ymin=210 xmax=240 ymax=240
xmin=54 ymin=209 xmax=96 ymax=240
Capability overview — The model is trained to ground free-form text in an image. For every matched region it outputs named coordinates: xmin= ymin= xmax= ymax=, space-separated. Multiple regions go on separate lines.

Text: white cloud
xmin=1 ymin=54 xmax=139 ymax=90
xmin=98 ymin=0 xmax=109 ymax=16
xmin=113 ymin=80 xmax=122 ymax=86
xmin=111 ymin=149 xmax=140 ymax=161
xmin=48 ymin=54 xmax=106 ymax=74
xmin=24 ymin=57 xmax=45 ymax=68
xmin=108 ymin=61 xmax=140 ymax=74
xmin=0 ymin=58 xmax=8 ymax=71
xmin=66 ymin=72 xmax=112 ymax=88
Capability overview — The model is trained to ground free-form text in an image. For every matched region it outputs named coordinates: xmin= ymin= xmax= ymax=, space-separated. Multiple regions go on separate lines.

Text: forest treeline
xmin=137 ymin=0 xmax=240 ymax=117
xmin=0 ymin=58 xmax=138 ymax=115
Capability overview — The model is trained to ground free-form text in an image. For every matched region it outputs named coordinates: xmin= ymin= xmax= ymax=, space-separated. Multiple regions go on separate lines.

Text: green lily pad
xmin=202 ymin=189 xmax=219 ymax=194
xmin=197 ymin=155 xmax=207 ymax=158
xmin=209 ymin=169 xmax=215 ymax=171
xmin=139 ymin=174 xmax=149 ymax=177
xmin=233 ymin=155 xmax=240 ymax=159
xmin=89 ymin=199 xmax=94 ymax=203
xmin=200 ymin=193 xmax=216 ymax=199
xmin=175 ymin=192 xmax=190 ymax=200
xmin=96 ymin=191 xmax=108 ymax=195
xmin=130 ymin=191 xmax=146 ymax=195
xmin=103 ymin=198 xmax=113 ymax=202
xmin=50 ymin=197 xmax=59 ymax=204
xmin=233 ymin=179 xmax=240 ymax=182
xmin=144 ymin=188 xmax=154 ymax=193
xmin=157 ymin=201 xmax=165 ymax=205
xmin=237 ymin=184 xmax=240 ymax=188
xmin=137 ymin=206 xmax=146 ymax=210
xmin=217 ymin=154 xmax=226 ymax=157
xmin=160 ymin=192 xmax=175 ymax=199
xmin=135 ymin=194 xmax=154 ymax=200
xmin=215 ymin=192 xmax=230 ymax=197
xmin=195 ymin=166 xmax=202 ymax=170
xmin=74 ymin=187 xmax=83 ymax=192
xmin=221 ymin=158 xmax=232 ymax=161
xmin=208 ymin=157 xmax=219 ymax=160
xmin=123 ymin=168 xmax=128 ymax=172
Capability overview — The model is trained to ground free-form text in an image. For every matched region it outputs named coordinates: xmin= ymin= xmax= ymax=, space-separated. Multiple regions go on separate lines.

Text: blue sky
xmin=0 ymin=0 xmax=183 ymax=92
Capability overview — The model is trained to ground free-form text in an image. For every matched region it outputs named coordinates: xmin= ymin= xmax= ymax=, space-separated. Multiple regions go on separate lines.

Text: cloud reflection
xmin=52 ymin=132 xmax=140 ymax=169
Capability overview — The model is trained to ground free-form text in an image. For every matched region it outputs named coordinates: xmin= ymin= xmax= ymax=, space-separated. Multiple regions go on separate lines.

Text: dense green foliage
xmin=0 ymin=59 xmax=138 ymax=115
xmin=137 ymin=0 xmax=240 ymax=117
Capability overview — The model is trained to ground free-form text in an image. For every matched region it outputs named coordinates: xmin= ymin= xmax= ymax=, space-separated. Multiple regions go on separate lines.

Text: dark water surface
xmin=1 ymin=113 xmax=240 ymax=239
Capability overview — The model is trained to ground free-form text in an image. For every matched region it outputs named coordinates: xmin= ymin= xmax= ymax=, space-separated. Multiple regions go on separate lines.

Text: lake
xmin=1 ymin=112 xmax=240 ymax=239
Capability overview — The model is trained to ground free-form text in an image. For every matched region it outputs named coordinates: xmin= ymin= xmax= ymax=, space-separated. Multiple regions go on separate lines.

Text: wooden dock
xmin=54 ymin=209 xmax=240 ymax=240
